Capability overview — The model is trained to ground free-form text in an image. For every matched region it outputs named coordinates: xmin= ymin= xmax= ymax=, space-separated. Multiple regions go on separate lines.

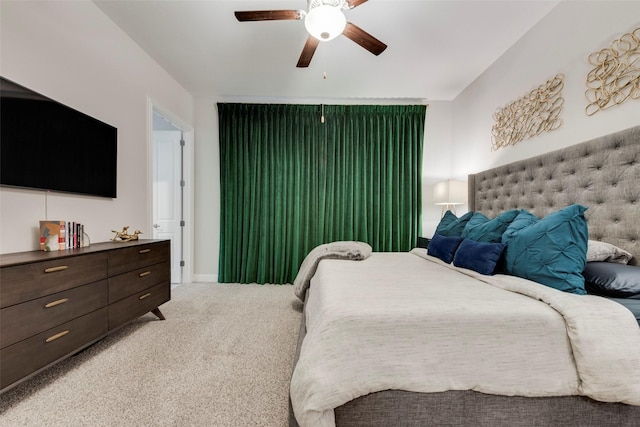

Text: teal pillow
xmin=503 ymin=204 xmax=589 ymax=295
xmin=502 ymin=209 xmax=538 ymax=243
xmin=436 ymin=210 xmax=458 ymax=229
xmin=453 ymin=239 xmax=506 ymax=275
xmin=462 ymin=209 xmax=519 ymax=243
xmin=435 ymin=211 xmax=474 ymax=237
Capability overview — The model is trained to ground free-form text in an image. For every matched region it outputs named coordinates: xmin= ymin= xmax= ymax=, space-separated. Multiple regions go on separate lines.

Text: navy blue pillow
xmin=453 ymin=239 xmax=507 ymax=275
xmin=583 ymin=262 xmax=640 ymax=298
xmin=435 ymin=211 xmax=474 ymax=237
xmin=428 ymin=233 xmax=463 ymax=264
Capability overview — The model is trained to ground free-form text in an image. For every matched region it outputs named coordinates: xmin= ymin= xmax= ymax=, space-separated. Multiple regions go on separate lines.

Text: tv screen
xmin=1 ymin=77 xmax=117 ymax=198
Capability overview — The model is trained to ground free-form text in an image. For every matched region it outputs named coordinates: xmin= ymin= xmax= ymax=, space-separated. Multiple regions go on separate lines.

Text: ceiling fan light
xmin=304 ymin=5 xmax=346 ymax=42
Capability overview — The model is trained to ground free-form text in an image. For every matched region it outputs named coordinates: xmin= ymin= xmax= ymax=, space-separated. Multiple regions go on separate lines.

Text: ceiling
xmin=94 ymin=0 xmax=560 ymax=102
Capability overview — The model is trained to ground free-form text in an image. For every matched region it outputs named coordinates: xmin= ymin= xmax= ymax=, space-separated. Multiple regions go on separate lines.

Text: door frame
xmin=146 ymin=97 xmax=194 ymax=284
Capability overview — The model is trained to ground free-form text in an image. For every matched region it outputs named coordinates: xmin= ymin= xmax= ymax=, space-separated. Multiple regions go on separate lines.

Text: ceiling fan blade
xmin=342 ymin=22 xmax=387 ymax=56
xmin=234 ymin=10 xmax=303 ymax=22
xmin=345 ymin=0 xmax=369 ymax=9
xmin=297 ymin=36 xmax=320 ymax=68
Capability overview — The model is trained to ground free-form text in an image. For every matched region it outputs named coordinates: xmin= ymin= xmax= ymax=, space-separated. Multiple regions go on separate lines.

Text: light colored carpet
xmin=0 ymin=283 xmax=303 ymax=426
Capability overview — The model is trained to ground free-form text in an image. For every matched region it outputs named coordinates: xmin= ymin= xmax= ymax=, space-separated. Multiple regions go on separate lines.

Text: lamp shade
xmin=433 ymin=180 xmax=467 ymax=205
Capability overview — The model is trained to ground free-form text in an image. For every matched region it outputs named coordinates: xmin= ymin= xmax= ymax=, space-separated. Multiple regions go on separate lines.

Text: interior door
xmin=152 ymin=129 xmax=182 ymax=283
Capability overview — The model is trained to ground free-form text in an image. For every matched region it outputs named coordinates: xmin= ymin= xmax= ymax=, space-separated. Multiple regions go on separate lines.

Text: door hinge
xmin=180 ymin=180 xmax=185 ymax=187
xmin=180 ymin=220 xmax=185 ymax=227
xmin=180 ymin=139 xmax=185 ymax=147
xmin=180 ymin=260 xmax=185 ymax=267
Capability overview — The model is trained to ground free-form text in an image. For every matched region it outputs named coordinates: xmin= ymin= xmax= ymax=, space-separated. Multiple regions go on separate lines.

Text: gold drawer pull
xmin=139 ymin=292 xmax=152 ymax=300
xmin=44 ymin=265 xmax=69 ymax=273
xmin=139 ymin=271 xmax=151 ymax=278
xmin=139 ymin=249 xmax=151 ymax=254
xmin=46 ymin=330 xmax=69 ymax=343
xmin=45 ymin=298 xmax=69 ymax=308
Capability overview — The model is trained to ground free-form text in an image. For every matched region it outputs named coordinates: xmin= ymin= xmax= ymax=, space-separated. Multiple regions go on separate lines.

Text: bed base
xmin=290 ymin=303 xmax=640 ymax=427
xmin=334 ymin=390 xmax=640 ymax=427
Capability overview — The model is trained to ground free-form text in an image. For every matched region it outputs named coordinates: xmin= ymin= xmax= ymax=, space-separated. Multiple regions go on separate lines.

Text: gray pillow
xmin=586 ymin=240 xmax=632 ymax=264
xmin=583 ymin=262 xmax=640 ymax=298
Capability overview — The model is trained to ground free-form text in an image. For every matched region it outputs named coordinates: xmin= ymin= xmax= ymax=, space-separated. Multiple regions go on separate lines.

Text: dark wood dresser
xmin=0 ymin=239 xmax=170 ymax=393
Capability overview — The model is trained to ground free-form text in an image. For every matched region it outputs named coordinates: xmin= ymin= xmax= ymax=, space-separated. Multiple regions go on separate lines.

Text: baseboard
xmin=191 ymin=273 xmax=218 ymax=283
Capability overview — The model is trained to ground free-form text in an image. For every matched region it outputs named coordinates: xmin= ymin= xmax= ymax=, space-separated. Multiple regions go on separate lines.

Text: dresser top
xmin=0 ymin=239 xmax=169 ymax=268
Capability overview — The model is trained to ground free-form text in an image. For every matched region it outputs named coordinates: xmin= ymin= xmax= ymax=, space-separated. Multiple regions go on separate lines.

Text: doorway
xmin=151 ymin=106 xmax=193 ymax=284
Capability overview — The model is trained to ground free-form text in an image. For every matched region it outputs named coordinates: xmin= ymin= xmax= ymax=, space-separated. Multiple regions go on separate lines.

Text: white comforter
xmin=290 ymin=250 xmax=640 ymax=427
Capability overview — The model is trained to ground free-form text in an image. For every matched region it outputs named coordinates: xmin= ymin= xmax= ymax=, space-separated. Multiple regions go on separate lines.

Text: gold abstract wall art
xmin=585 ymin=27 xmax=640 ymax=116
xmin=491 ymin=74 xmax=564 ymax=151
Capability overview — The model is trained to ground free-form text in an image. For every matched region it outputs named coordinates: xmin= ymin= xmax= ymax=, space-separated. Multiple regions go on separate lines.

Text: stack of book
xmin=39 ymin=220 xmax=87 ymax=251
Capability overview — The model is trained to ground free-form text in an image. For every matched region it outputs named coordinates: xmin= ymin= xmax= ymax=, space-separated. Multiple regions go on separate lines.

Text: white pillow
xmin=586 ymin=240 xmax=633 ymax=264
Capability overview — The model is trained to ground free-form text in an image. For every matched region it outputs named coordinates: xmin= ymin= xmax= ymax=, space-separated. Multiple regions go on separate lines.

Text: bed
xmin=289 ymin=125 xmax=640 ymax=427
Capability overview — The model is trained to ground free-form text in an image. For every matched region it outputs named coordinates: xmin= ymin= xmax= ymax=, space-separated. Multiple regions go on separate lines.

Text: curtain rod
xmin=216 ymin=96 xmax=428 ymax=105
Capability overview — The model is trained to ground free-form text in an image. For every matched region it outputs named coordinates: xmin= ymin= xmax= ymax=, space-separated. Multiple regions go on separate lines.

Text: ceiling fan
xmin=234 ymin=0 xmax=387 ymax=68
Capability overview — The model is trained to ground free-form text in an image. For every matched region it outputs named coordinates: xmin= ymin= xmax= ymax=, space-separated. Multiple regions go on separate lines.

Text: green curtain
xmin=218 ymin=103 xmax=426 ymax=284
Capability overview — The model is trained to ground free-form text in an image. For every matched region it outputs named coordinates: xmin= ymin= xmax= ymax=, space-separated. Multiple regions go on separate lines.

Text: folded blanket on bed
xmin=293 ymin=241 xmax=372 ymax=301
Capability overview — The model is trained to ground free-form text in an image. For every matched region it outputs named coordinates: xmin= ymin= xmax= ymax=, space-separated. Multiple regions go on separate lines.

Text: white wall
xmin=421 ymin=102 xmax=455 ymax=237
xmin=162 ymin=1 xmax=640 ymax=280
xmin=193 ymin=98 xmax=220 ymax=282
xmin=0 ymin=1 xmax=193 ymax=254
xmin=20 ymin=1 xmax=632 ymax=277
xmin=452 ymin=1 xmax=640 ymax=178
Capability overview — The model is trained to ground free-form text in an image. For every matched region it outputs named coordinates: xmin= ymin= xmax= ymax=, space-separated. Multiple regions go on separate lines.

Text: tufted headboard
xmin=469 ymin=125 xmax=640 ymax=266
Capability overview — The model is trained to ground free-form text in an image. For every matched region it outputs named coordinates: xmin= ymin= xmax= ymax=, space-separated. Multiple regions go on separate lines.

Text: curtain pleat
xmin=218 ymin=103 xmax=426 ymax=284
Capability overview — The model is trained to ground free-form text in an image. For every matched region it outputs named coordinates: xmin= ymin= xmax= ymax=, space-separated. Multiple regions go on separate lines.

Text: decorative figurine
xmin=111 ymin=226 xmax=142 ymax=242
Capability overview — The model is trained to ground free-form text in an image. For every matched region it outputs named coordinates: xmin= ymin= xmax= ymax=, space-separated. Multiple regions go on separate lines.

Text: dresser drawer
xmin=0 ymin=307 xmax=108 ymax=390
xmin=108 ymin=282 xmax=170 ymax=330
xmin=108 ymin=262 xmax=170 ymax=304
xmin=107 ymin=241 xmax=170 ymax=276
xmin=1 ymin=280 xmax=108 ymax=349
xmin=0 ymin=253 xmax=108 ymax=309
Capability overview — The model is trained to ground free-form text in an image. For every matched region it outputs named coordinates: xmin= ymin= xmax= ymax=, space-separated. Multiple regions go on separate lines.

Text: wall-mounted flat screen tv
xmin=1 ymin=77 xmax=117 ymax=198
